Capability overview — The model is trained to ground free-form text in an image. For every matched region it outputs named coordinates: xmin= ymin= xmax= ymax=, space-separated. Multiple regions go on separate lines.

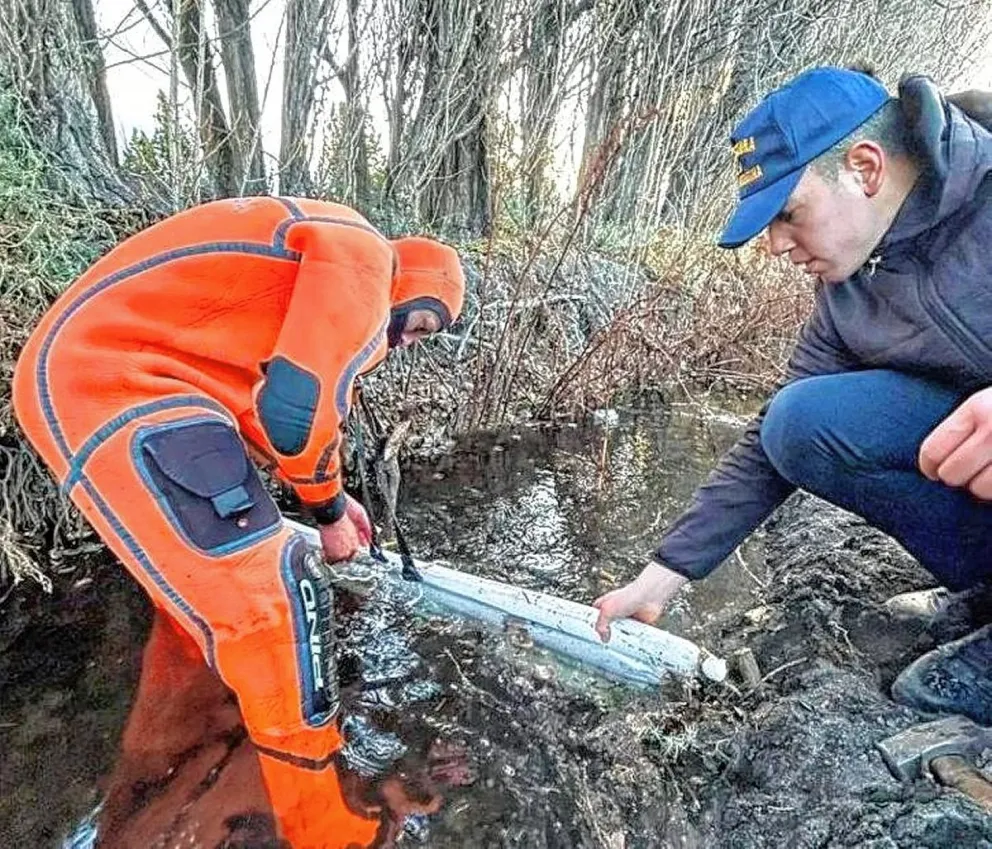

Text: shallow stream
xmin=0 ymin=402 xmax=768 ymax=848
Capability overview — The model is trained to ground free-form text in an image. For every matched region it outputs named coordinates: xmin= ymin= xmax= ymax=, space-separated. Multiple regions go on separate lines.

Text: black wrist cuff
xmin=309 ymin=492 xmax=347 ymax=524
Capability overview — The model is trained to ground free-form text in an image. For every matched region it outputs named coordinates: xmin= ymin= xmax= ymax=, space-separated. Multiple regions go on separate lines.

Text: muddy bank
xmin=1 ymin=406 xmax=991 ymax=847
xmin=390 ymin=493 xmax=992 ymax=849
xmin=396 ymin=488 xmax=992 ymax=846
xmin=676 ymin=493 xmax=992 ymax=848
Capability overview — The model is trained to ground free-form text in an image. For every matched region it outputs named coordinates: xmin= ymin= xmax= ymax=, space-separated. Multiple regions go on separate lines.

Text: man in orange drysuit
xmin=13 ymin=196 xmax=464 ymax=848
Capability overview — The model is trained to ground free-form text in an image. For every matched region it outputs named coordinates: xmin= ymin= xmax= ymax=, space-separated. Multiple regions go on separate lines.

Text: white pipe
xmin=285 ymin=518 xmax=727 ymax=687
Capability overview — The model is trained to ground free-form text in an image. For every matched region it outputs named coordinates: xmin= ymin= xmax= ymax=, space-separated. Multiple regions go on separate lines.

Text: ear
xmin=844 ymin=140 xmax=885 ymax=197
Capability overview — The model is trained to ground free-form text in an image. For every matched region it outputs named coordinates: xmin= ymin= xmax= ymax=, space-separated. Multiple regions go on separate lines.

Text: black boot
xmin=891 ymin=624 xmax=992 ymax=726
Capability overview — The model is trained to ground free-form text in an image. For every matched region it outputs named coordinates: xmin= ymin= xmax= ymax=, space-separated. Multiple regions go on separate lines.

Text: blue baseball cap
xmin=719 ymin=67 xmax=891 ymax=249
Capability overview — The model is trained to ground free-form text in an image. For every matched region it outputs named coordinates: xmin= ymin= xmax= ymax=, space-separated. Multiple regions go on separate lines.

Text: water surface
xmin=0 ymin=402 xmax=763 ymax=847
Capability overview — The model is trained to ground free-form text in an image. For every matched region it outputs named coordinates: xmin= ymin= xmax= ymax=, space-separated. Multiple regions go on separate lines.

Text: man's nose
xmin=766 ymin=222 xmax=795 ymax=257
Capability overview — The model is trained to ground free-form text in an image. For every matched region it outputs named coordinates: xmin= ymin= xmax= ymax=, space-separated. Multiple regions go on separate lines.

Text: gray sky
xmin=98 ymin=0 xmax=287 ymax=150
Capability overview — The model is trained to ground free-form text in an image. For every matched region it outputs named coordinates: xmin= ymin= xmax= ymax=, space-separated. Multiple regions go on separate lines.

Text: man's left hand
xmin=343 ymin=493 xmax=373 ymax=545
xmin=317 ymin=494 xmax=373 ymax=563
xmin=919 ymin=386 xmax=992 ymax=500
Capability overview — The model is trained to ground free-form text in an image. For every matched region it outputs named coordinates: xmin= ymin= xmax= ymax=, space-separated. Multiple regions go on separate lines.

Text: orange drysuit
xmin=13 ymin=196 xmax=464 ymax=848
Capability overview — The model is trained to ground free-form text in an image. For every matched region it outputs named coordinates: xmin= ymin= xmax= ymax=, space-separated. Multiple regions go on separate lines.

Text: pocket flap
xmin=143 ymin=421 xmax=255 ymax=517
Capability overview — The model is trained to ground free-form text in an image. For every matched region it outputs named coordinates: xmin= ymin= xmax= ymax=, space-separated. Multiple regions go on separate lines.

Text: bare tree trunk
xmin=320 ymin=0 xmax=371 ymax=206
xmin=520 ymin=0 xmax=563 ymax=226
xmin=70 ymin=0 xmax=117 ymax=167
xmin=0 ymin=0 xmax=130 ymax=204
xmin=173 ymin=0 xmax=237 ymax=196
xmin=404 ymin=0 xmax=499 ymax=236
xmin=137 ymin=0 xmax=237 ymax=196
xmin=576 ymin=0 xmax=640 ymax=227
xmin=214 ymin=0 xmax=266 ymax=193
xmin=281 ymin=0 xmax=333 ymax=195
xmin=383 ymin=0 xmax=414 ymax=204
xmin=341 ymin=0 xmax=370 ymax=206
xmin=519 ymin=0 xmax=592 ymax=226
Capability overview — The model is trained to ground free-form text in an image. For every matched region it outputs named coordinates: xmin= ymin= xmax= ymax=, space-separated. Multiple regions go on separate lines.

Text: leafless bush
xmin=540 ymin=236 xmax=812 ymax=414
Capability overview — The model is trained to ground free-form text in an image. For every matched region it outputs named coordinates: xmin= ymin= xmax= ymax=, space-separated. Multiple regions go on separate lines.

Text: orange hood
xmin=390 ymin=237 xmax=465 ymax=325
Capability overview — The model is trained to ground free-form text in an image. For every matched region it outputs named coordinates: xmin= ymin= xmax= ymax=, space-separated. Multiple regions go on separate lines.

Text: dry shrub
xmin=542 ymin=231 xmax=813 ymax=414
xmin=360 ymin=227 xmax=813 ymax=457
xmin=0 ymin=86 xmax=148 ymax=594
xmin=361 ymin=236 xmax=645 ymax=444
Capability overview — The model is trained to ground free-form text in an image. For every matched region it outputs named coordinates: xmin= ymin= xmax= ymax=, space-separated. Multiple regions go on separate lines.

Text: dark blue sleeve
xmin=654 ymin=292 xmax=859 ymax=579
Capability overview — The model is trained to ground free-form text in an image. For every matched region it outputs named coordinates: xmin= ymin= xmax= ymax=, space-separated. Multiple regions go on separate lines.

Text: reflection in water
xmin=74 ymin=611 xmax=475 ymax=849
xmin=501 ymin=471 xmax=576 ymax=578
xmin=401 ymin=406 xmax=755 ymax=636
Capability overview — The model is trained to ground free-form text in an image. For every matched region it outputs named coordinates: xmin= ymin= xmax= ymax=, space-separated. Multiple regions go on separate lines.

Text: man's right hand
xmin=318 ymin=494 xmax=373 ymax=563
xmin=592 ymin=561 xmax=689 ymax=642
